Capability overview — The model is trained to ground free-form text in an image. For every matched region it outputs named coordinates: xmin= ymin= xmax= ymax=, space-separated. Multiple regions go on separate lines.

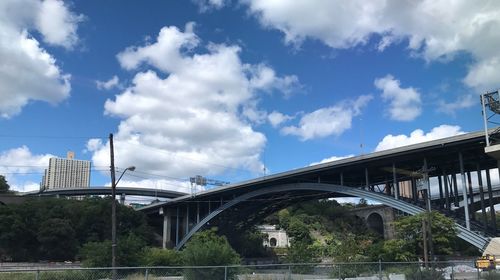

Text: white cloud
xmin=90 ymin=24 xmax=296 ymax=179
xmin=35 ymin=0 xmax=84 ymax=49
xmin=309 ymin=154 xmax=354 ymax=166
xmin=248 ymin=64 xmax=300 ymax=98
xmin=0 ymin=0 xmax=81 ymax=118
xmin=0 ymin=146 xmax=54 ymax=192
xmin=193 ymin=0 xmax=228 ymax=12
xmin=243 ymin=0 xmax=500 ymax=91
xmin=281 ymin=95 xmax=372 ymax=141
xmin=437 ymin=94 xmax=475 ymax=115
xmin=96 ymin=75 xmax=121 ymax=90
xmin=375 ymin=125 xmax=465 ymax=151
xmin=267 ymin=111 xmax=293 ymax=127
xmin=375 ymin=74 xmax=421 ymax=121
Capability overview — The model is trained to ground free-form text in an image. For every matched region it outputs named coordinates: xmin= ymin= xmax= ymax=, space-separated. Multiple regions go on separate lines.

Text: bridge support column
xmin=120 ymin=193 xmax=126 ymax=205
xmin=438 ymin=175 xmax=444 ymax=209
xmin=175 ymin=207 xmax=180 ymax=246
xmin=452 ymin=174 xmax=459 ymax=207
xmin=365 ymin=168 xmax=370 ymax=190
xmin=459 ymin=152 xmax=470 ymax=230
xmin=477 ymin=164 xmax=488 ymax=230
xmin=467 ymin=172 xmax=475 ymax=221
xmin=443 ymin=172 xmax=450 ymax=210
xmin=486 ymin=168 xmax=497 ymax=233
xmin=392 ymin=163 xmax=398 ymax=199
xmin=162 ymin=209 xmax=172 ymax=249
xmin=185 ymin=205 xmax=190 ymax=234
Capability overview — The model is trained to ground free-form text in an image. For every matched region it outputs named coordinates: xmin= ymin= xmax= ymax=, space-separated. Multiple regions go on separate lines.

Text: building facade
xmin=259 ymin=225 xmax=290 ymax=248
xmin=41 ymin=152 xmax=91 ymax=189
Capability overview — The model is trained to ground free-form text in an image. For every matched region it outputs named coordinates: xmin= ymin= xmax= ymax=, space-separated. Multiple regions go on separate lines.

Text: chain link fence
xmin=1 ymin=261 xmax=499 ymax=280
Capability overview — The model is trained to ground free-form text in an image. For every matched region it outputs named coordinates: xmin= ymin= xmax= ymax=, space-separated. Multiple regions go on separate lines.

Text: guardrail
xmin=0 ymin=261 xmax=497 ymax=280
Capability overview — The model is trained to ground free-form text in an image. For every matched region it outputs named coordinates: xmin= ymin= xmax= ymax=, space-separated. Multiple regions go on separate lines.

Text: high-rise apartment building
xmin=41 ymin=151 xmax=91 ymax=189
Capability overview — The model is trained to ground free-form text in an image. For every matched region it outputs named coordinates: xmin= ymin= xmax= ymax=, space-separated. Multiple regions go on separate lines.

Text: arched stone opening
xmin=269 ymin=237 xmax=277 ymax=247
xmin=366 ymin=212 xmax=384 ymax=236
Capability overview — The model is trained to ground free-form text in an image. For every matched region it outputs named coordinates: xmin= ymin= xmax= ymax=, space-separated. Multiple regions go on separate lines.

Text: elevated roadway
xmin=139 ymin=130 xmax=500 ymax=251
xmin=23 ymin=187 xmax=187 ymax=199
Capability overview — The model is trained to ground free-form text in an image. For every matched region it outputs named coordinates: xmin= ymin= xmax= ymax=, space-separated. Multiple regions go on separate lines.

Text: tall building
xmin=41 ymin=151 xmax=91 ymax=189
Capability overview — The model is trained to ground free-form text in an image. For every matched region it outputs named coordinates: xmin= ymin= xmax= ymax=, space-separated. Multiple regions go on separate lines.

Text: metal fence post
xmin=338 ymin=264 xmax=341 ymax=280
xmin=35 ymin=269 xmax=40 ymax=280
xmin=451 ymin=265 xmax=454 ymax=280
xmin=378 ymin=259 xmax=382 ymax=280
xmin=145 ymin=268 xmax=149 ymax=280
xmin=224 ymin=266 xmax=227 ymax=280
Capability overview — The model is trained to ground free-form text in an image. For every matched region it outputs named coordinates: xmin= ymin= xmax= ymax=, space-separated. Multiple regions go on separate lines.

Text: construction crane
xmin=189 ymin=175 xmax=229 ymax=196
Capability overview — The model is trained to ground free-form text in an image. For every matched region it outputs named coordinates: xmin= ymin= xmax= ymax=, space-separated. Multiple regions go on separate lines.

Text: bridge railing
xmin=0 ymin=261 xmax=494 ymax=280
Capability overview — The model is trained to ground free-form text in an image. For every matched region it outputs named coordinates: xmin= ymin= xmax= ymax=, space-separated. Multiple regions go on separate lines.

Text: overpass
xmin=139 ymin=130 xmax=500 ymax=251
xmin=23 ymin=187 xmax=187 ymax=200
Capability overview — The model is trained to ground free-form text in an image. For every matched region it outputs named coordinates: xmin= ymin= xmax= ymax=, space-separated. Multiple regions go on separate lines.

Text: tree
xmin=396 ymin=211 xmax=456 ymax=256
xmin=0 ymin=175 xmax=10 ymax=193
xmin=38 ymin=218 xmax=78 ymax=261
xmin=182 ymin=229 xmax=240 ymax=280
xmin=80 ymin=233 xmax=146 ymax=267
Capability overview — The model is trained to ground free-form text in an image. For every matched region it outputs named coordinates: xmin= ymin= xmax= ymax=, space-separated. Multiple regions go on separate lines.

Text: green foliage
xmin=377 ymin=239 xmax=416 ymax=262
xmin=395 ymin=211 xmax=456 ymax=256
xmin=0 ymin=197 xmax=153 ymax=262
xmin=330 ymin=234 xmax=371 ymax=262
xmin=140 ymin=247 xmax=182 ymax=266
xmin=286 ymin=241 xmax=318 ymax=273
xmin=79 ymin=240 xmax=111 ymax=267
xmin=287 ymin=218 xmax=312 ymax=244
xmin=0 ymin=175 xmax=10 ymax=193
xmin=229 ymin=227 xmax=269 ymax=258
xmin=38 ymin=218 xmax=78 ymax=261
xmin=80 ymin=233 xmax=146 ymax=267
xmin=182 ymin=229 xmax=240 ymax=280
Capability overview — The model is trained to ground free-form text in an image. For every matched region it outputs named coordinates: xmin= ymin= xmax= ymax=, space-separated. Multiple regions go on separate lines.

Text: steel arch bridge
xmin=140 ymin=130 xmax=500 ymax=251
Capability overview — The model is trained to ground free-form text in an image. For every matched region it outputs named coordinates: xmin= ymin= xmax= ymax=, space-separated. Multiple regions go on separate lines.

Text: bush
xmin=80 ymin=233 xmax=146 ymax=267
xmin=140 ymin=247 xmax=182 ymax=266
xmin=182 ymin=229 xmax=240 ymax=280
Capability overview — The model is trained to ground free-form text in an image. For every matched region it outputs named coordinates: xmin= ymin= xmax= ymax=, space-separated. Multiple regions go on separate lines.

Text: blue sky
xmin=0 ymin=0 xmax=498 ymax=193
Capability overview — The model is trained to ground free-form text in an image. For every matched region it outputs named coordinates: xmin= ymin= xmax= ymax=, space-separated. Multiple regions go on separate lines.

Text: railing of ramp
xmin=0 ymin=261 xmax=498 ymax=280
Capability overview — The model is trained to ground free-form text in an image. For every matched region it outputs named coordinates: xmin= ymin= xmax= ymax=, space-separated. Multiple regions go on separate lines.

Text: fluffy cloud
xmin=267 ymin=111 xmax=293 ymax=127
xmin=375 ymin=75 xmax=421 ymax=121
xmin=35 ymin=0 xmax=84 ymax=48
xmin=243 ymin=0 xmax=500 ymax=90
xmin=0 ymin=146 xmax=54 ymax=192
xmin=309 ymin=154 xmax=354 ymax=166
xmin=0 ymin=0 xmax=81 ymax=118
xmin=375 ymin=125 xmax=465 ymax=151
xmin=96 ymin=75 xmax=121 ymax=90
xmin=281 ymin=95 xmax=372 ymax=141
xmin=89 ymin=24 xmax=297 ymax=179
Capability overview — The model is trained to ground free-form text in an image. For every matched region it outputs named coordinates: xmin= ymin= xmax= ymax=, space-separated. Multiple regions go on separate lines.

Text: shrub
xmin=182 ymin=229 xmax=240 ymax=280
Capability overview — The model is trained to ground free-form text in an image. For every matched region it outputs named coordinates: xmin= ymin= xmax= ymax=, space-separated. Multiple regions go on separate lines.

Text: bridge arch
xmin=174 ymin=183 xmax=489 ymax=250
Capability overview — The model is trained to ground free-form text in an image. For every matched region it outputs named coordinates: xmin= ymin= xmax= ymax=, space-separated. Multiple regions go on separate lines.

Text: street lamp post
xmin=109 ymin=133 xmax=135 ymax=280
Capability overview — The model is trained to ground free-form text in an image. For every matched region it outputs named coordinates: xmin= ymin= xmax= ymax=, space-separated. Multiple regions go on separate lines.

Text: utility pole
xmin=109 ymin=133 xmax=117 ymax=280
xmin=422 ymin=218 xmax=428 ymax=268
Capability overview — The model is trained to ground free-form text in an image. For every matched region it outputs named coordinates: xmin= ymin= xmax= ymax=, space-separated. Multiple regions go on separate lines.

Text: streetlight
xmin=111 ymin=165 xmax=135 ymax=279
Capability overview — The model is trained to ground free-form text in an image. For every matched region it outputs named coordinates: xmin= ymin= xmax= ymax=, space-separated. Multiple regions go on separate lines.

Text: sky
xmin=1 ymin=0 xmax=499 ymax=195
